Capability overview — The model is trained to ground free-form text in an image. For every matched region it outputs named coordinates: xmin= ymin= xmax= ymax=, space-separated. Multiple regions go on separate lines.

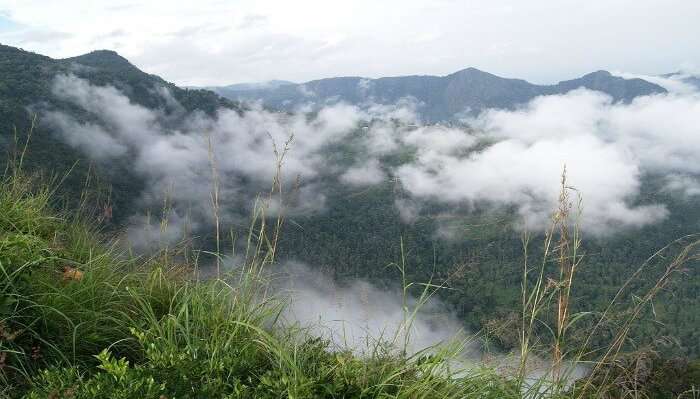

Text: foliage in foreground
xmin=0 ymin=164 xmax=698 ymax=397
xmin=1 ymin=171 xmax=520 ymax=398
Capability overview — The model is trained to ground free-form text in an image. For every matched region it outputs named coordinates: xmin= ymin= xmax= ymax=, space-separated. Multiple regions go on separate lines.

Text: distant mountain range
xmin=207 ymin=68 xmax=667 ymax=122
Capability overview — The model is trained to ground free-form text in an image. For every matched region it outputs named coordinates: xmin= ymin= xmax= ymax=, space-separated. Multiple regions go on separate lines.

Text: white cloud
xmin=51 ymin=74 xmax=159 ymax=147
xmin=43 ymin=111 xmax=128 ymax=158
xmin=402 ymin=125 xmax=477 ymax=154
xmin=281 ymin=261 xmax=470 ymax=355
xmin=613 ymin=71 xmax=698 ymax=95
xmin=394 ymin=198 xmax=421 ymax=223
xmin=45 ymin=74 xmax=367 ymax=247
xmin=664 ymin=174 xmax=700 ymax=197
xmin=340 ymin=159 xmax=387 ymax=186
xmin=395 ymin=88 xmax=700 ymax=233
xmin=396 ymin=134 xmax=669 ymax=233
xmin=42 ymin=75 xmax=700 ymax=238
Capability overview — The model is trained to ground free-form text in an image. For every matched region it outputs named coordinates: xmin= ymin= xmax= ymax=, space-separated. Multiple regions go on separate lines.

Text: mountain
xmin=0 ymin=45 xmax=243 ymax=145
xmin=209 ymin=68 xmax=667 ymax=122
xmin=0 ymin=43 xmax=242 ymax=216
xmin=0 ymin=45 xmax=240 ymax=125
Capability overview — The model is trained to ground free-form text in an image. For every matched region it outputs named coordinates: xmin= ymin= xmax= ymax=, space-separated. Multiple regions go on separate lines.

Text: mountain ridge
xmin=208 ymin=67 xmax=667 ymax=122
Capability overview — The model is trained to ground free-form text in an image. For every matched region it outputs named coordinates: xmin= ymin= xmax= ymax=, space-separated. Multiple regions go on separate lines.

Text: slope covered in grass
xmin=0 ymin=160 xmax=698 ymax=397
xmin=0 ymin=171 xmax=523 ymax=398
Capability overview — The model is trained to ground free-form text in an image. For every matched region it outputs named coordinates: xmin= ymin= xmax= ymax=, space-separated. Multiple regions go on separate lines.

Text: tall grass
xmin=516 ymin=168 xmax=585 ymax=396
xmin=515 ymin=168 xmax=700 ymax=398
xmin=0 ymin=131 xmax=516 ymax=398
xmin=0 ymin=168 xmax=520 ymax=398
xmin=2 ymin=127 xmax=698 ymax=397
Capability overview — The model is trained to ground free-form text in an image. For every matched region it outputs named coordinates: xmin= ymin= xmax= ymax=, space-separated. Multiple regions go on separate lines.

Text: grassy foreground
xmin=0 ymin=171 xmax=521 ymax=398
xmin=1 ymin=169 xmax=699 ymax=398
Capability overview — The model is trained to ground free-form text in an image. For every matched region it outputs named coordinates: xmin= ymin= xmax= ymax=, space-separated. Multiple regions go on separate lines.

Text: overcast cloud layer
xmin=1 ymin=1 xmax=699 ymax=86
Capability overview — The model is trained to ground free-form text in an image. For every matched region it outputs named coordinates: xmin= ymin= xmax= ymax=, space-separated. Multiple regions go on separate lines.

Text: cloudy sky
xmin=0 ymin=0 xmax=698 ymax=86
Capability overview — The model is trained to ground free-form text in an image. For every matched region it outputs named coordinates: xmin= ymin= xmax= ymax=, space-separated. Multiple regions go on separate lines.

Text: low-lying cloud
xmin=44 ymin=74 xmax=370 ymax=247
xmin=394 ymin=88 xmax=700 ymax=233
xmin=41 ymin=73 xmax=700 ymax=240
xmin=279 ymin=261 xmax=472 ymax=356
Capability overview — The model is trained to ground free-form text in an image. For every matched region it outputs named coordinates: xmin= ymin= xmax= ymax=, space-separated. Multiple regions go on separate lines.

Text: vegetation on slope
xmin=1 ymin=162 xmax=698 ymax=398
xmin=0 ymin=169 xmax=520 ymax=398
xmin=0 ymin=43 xmax=243 ymax=218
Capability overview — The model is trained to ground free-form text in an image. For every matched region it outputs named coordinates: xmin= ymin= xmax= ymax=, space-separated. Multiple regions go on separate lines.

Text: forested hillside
xmin=0 ymin=44 xmax=241 ymax=215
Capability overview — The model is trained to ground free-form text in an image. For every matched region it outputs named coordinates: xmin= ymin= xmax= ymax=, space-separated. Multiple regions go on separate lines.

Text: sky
xmin=0 ymin=0 xmax=698 ymax=86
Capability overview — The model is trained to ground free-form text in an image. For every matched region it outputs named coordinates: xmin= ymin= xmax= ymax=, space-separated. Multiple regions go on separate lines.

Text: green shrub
xmin=3 ymin=169 xmax=696 ymax=398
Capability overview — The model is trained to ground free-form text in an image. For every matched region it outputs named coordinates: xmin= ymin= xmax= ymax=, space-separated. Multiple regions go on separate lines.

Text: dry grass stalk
xmin=207 ymin=131 xmax=222 ymax=278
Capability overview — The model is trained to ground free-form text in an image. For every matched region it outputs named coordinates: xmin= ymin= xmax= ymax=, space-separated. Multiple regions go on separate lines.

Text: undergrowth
xmin=0 ymin=170 xmax=518 ymax=398
xmin=1 ymin=141 xmax=698 ymax=397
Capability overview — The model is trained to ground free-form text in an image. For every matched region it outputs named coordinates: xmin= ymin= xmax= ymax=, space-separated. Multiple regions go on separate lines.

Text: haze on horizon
xmin=0 ymin=0 xmax=699 ymax=87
